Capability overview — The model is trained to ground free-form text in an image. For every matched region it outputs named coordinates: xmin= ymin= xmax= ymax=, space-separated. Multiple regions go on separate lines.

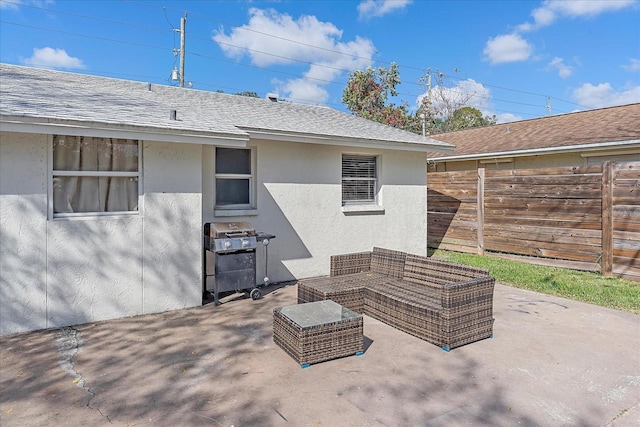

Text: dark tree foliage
xmin=342 ymin=63 xmax=415 ymax=130
xmin=235 ymin=91 xmax=260 ymax=98
xmin=342 ymin=64 xmax=496 ymax=135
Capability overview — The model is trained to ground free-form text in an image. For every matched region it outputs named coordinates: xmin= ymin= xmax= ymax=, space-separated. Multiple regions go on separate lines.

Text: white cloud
xmin=0 ymin=0 xmax=21 ymax=9
xmin=517 ymin=6 xmax=556 ymax=32
xmin=548 ymin=57 xmax=573 ymax=78
xmin=21 ymin=47 xmax=85 ymax=69
xmin=622 ymin=58 xmax=640 ymax=72
xmin=546 ymin=0 xmax=635 ymax=17
xmin=416 ymin=78 xmax=522 ymax=124
xmin=501 ymin=1 xmax=636 ymax=66
xmin=483 ymin=33 xmax=533 ymax=64
xmin=1 ymin=0 xmax=54 ymax=10
xmin=518 ymin=0 xmax=636 ymax=32
xmin=573 ymin=82 xmax=640 ymax=108
xmin=213 ymin=8 xmax=375 ymax=104
xmin=274 ymin=78 xmax=329 ymax=105
xmin=495 ymin=113 xmax=522 ymax=124
xmin=357 ymin=0 xmax=413 ymax=19
xmin=417 ymin=79 xmax=490 ymax=113
xmin=445 ymin=79 xmax=491 ymax=110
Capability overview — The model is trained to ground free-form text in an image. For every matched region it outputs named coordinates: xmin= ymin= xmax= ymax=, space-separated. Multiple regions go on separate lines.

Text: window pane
xmin=342 ymin=179 xmax=376 ymax=203
xmin=53 ymin=176 xmax=138 ymax=213
xmin=53 ymin=136 xmax=138 ymax=172
xmin=216 ymin=178 xmax=250 ymax=206
xmin=342 ymin=155 xmax=376 ymax=178
xmin=216 ymin=148 xmax=251 ymax=174
xmin=342 ymin=154 xmax=377 ymax=205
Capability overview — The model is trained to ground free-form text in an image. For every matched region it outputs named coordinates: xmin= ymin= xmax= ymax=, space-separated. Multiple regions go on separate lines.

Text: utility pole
xmin=418 ymin=69 xmax=432 ymax=135
xmin=172 ymin=12 xmax=187 ymax=87
xmin=546 ymin=96 xmax=552 ymax=116
xmin=419 ymin=68 xmax=432 ymax=108
xmin=179 ymin=12 xmax=186 ymax=88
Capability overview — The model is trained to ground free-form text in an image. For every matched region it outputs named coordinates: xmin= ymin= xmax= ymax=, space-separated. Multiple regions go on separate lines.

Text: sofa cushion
xmin=371 ymin=247 xmax=406 ymax=278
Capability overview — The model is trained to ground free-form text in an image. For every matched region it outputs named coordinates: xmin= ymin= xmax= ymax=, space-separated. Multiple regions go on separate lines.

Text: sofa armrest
xmin=441 ymin=276 xmax=495 ymax=311
xmin=330 ymin=251 xmax=372 ymax=277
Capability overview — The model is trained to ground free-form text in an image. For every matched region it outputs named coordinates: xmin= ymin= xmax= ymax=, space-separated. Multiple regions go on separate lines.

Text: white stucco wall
xmin=142 ymin=141 xmax=202 ymax=313
xmin=3 ymin=130 xmax=429 ymax=335
xmin=0 ymin=132 xmax=202 ymax=335
xmin=204 ymin=139 xmax=429 ymax=282
xmin=0 ymin=132 xmax=48 ymax=333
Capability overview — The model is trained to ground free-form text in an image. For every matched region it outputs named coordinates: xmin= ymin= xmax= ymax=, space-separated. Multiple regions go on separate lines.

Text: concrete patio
xmin=1 ymin=283 xmax=638 ymax=426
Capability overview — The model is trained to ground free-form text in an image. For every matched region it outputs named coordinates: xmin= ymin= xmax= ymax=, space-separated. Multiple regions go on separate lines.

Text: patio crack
xmin=54 ymin=326 xmax=112 ymax=424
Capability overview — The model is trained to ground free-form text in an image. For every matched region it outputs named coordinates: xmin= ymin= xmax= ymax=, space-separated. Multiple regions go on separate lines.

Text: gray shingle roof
xmin=429 ymin=103 xmax=640 ymax=159
xmin=0 ymin=64 xmax=452 ymax=151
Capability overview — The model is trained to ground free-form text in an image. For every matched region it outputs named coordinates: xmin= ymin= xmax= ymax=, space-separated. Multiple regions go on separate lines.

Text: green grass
xmin=430 ymin=249 xmax=640 ymax=314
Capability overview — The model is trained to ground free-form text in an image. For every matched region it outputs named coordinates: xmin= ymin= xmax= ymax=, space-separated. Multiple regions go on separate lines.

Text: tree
xmin=342 ymin=63 xmax=414 ymax=130
xmin=343 ymin=65 xmax=497 ymax=135
xmin=235 ymin=91 xmax=260 ymax=98
xmin=444 ymin=106 xmax=497 ymax=132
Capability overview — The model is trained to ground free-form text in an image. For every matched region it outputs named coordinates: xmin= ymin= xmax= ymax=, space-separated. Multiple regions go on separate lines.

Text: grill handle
xmin=225 ymin=231 xmax=250 ymax=238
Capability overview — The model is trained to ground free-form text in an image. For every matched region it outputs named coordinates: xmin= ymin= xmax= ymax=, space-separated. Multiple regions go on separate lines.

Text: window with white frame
xmin=52 ymin=135 xmax=139 ymax=216
xmin=215 ymin=147 xmax=254 ymax=208
xmin=342 ymin=154 xmax=378 ymax=206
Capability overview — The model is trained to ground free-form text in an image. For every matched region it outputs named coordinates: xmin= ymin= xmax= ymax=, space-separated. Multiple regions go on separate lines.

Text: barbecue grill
xmin=204 ymin=222 xmax=275 ymax=306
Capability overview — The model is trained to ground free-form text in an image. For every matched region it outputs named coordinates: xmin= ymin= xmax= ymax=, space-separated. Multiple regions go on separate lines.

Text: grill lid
xmin=210 ymin=222 xmax=255 ymax=239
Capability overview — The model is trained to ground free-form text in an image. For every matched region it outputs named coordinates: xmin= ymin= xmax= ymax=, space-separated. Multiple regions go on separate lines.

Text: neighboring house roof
xmin=428 ymin=103 xmax=640 ymax=161
xmin=0 ymin=63 xmax=453 ymax=153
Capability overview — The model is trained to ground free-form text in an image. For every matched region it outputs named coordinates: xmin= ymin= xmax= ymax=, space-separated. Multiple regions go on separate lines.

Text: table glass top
xmin=278 ymin=300 xmax=361 ymax=328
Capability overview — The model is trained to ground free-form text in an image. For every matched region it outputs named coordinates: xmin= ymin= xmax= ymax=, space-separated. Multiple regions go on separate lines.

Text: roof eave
xmin=430 ymin=139 xmax=640 ymax=162
xmin=0 ymin=114 xmax=250 ymax=147
xmin=244 ymin=128 xmax=455 ymax=153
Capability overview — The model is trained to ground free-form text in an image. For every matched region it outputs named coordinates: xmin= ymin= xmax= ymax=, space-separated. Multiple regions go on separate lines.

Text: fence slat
xmin=602 ymin=162 xmax=613 ymax=275
xmin=478 ymin=168 xmax=485 ymax=255
xmin=427 ymin=161 xmax=639 ymax=280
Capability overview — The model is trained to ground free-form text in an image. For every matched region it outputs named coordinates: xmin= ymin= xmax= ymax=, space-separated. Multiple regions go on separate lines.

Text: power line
xmin=0 ymin=20 xmax=172 ymax=52
xmin=124 ymin=0 xmax=579 ymax=110
xmin=0 ymin=19 xmax=554 ymax=118
xmin=4 ymin=0 xmax=174 ymax=35
xmin=0 ymin=1 xmax=590 ymax=117
xmin=126 ymin=0 xmax=374 ymax=63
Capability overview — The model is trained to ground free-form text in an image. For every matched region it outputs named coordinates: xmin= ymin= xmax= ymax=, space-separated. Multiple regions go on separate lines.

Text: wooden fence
xmin=427 ymin=161 xmax=640 ymax=281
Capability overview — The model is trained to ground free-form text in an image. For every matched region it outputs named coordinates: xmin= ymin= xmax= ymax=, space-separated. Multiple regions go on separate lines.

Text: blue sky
xmin=1 ymin=0 xmax=639 ymax=123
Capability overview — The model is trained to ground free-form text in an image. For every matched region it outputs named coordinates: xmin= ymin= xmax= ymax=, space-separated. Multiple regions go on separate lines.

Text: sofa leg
xmin=441 ymin=346 xmax=451 ymax=352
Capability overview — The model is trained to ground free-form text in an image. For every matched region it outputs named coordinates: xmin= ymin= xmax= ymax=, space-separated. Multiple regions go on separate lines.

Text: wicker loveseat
xmin=297 ymin=247 xmax=495 ymax=351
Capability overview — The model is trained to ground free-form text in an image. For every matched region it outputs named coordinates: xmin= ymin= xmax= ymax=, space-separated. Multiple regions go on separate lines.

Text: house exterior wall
xmin=0 ymin=132 xmax=48 ymax=333
xmin=0 ymin=132 xmax=202 ymax=335
xmin=2 ymin=131 xmax=429 ymax=335
xmin=204 ymin=139 xmax=429 ymax=282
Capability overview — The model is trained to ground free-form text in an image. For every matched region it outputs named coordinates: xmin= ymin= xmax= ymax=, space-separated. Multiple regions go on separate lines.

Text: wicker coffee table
xmin=273 ymin=300 xmax=364 ymax=368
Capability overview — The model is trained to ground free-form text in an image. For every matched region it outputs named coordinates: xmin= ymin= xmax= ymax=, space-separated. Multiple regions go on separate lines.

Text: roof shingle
xmin=429 ymin=103 xmax=640 ymax=159
xmin=0 ymin=64 xmax=452 ymax=151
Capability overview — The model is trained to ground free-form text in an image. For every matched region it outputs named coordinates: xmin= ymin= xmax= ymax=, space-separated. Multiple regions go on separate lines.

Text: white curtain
xmin=53 ymin=136 xmax=138 ymax=213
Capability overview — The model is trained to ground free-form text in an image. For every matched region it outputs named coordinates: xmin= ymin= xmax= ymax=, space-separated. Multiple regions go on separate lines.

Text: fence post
xmin=602 ymin=161 xmax=613 ymax=276
xmin=477 ymin=168 xmax=485 ymax=255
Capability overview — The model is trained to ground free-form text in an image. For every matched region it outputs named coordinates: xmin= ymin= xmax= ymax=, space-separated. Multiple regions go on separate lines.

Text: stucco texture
xmin=0 ymin=133 xmax=203 ymax=335
xmin=3 ymin=133 xmax=430 ymax=335
xmin=206 ymin=139 xmax=429 ymax=281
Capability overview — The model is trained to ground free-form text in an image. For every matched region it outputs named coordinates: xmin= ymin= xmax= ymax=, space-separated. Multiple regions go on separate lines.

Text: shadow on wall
xmin=0 ymin=193 xmax=201 ymax=335
xmin=252 ymin=186 xmax=312 ymax=284
xmin=426 ymin=189 xmax=462 ymax=250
